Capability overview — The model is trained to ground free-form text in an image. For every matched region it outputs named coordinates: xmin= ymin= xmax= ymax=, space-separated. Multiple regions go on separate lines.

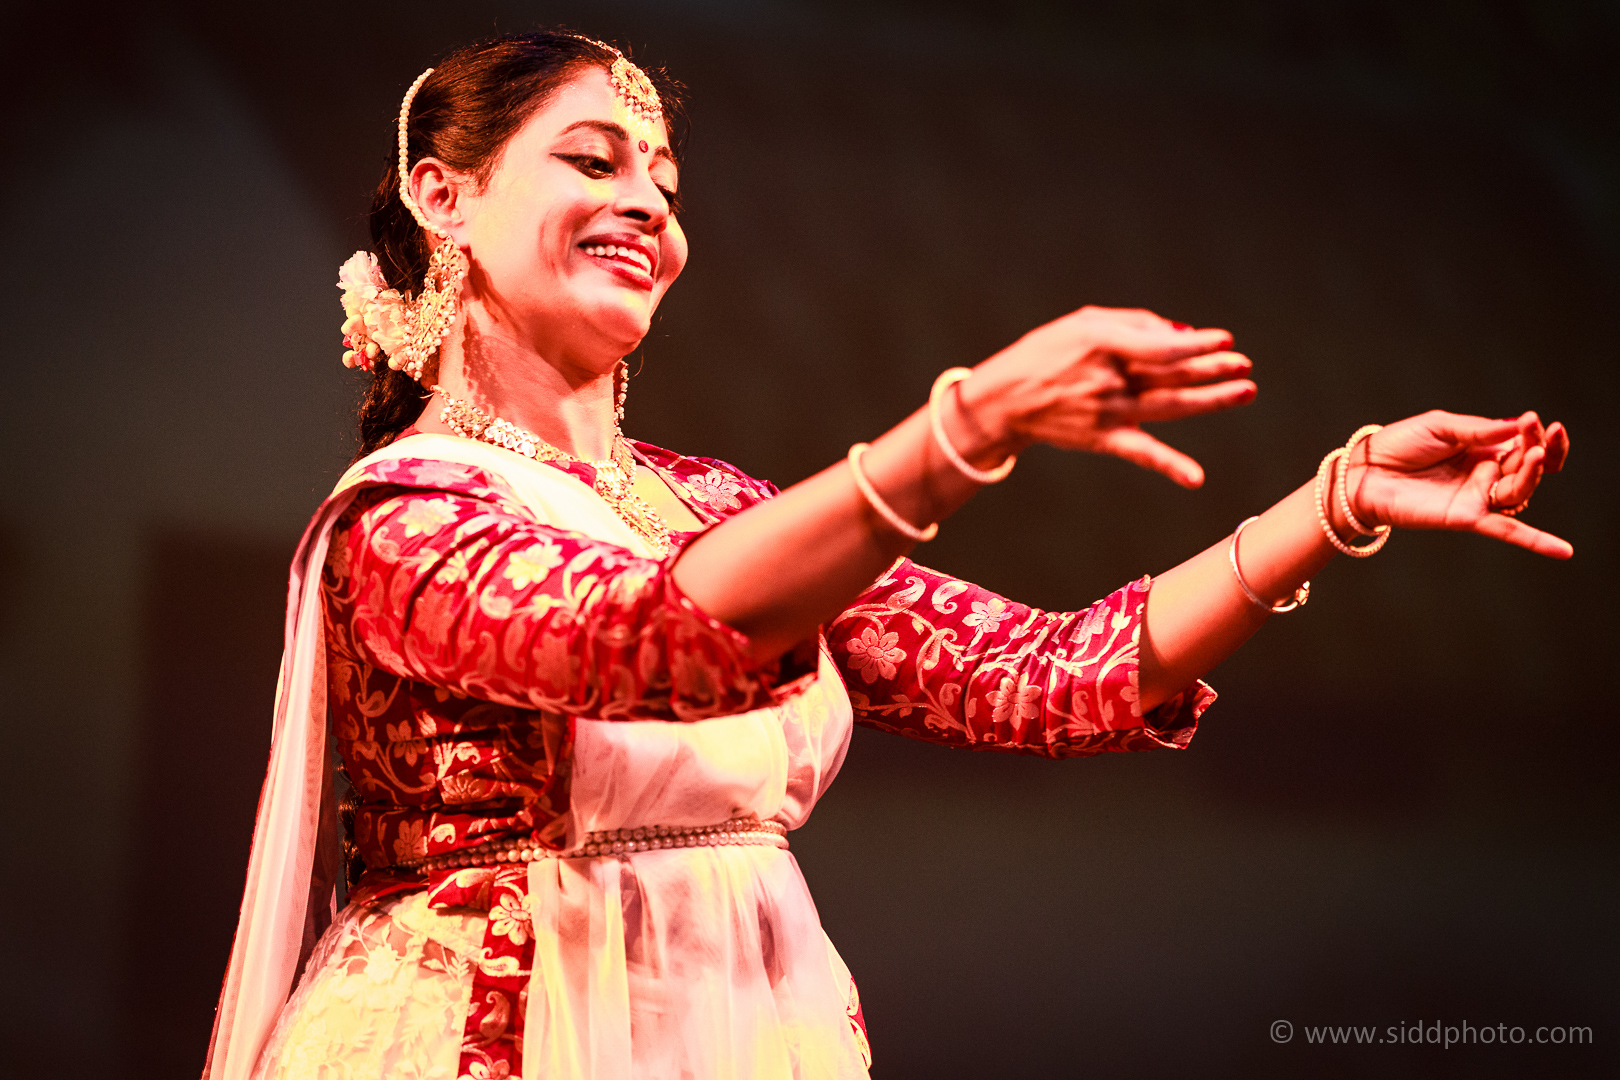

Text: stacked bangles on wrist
xmin=847 ymin=367 xmax=1018 ymax=542
xmin=1315 ymin=424 xmax=1392 ymax=558
xmin=1228 ymin=425 xmax=1394 ymax=615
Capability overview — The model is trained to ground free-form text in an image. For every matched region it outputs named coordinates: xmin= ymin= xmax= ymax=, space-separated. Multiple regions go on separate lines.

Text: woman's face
xmin=452 ymin=66 xmax=687 ymax=368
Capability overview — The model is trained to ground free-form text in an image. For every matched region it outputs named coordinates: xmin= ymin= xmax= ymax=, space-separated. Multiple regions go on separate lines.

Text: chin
xmin=582 ymin=293 xmax=656 ymax=350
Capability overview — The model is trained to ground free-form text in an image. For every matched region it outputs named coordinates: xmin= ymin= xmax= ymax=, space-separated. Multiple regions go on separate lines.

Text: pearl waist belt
xmin=397 ymin=816 xmax=789 ymax=874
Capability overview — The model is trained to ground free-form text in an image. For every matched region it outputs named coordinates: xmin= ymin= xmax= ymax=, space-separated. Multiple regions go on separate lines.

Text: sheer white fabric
xmin=252 ymin=892 xmax=482 ymax=1080
xmin=526 ymin=648 xmax=866 ymax=1078
xmin=242 ymin=438 xmax=871 ymax=1079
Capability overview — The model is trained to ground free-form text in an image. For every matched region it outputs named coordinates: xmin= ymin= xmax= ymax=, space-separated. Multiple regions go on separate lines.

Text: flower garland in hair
xmin=337 ymin=252 xmax=410 ymax=370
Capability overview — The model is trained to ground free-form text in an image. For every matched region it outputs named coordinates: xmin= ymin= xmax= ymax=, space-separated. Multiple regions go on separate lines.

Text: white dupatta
xmin=203 ymin=435 xmax=667 ymax=1078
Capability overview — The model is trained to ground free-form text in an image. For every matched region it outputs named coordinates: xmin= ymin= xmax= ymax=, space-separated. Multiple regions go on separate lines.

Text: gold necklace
xmin=433 ymin=389 xmax=671 ymax=556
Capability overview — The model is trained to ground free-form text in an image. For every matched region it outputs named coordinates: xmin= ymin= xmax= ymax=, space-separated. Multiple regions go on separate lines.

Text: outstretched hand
xmin=1350 ymin=410 xmax=1572 ymax=559
xmin=965 ymin=306 xmax=1256 ymax=488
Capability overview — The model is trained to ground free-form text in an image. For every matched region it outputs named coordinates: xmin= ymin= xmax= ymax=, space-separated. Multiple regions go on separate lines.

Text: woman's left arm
xmin=1138 ymin=410 xmax=1571 ymax=710
xmin=828 ymin=562 xmax=1212 ymax=757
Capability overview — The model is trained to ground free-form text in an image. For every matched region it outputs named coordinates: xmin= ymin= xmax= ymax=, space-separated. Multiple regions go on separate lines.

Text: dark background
xmin=1 ymin=1 xmax=1616 ymax=1076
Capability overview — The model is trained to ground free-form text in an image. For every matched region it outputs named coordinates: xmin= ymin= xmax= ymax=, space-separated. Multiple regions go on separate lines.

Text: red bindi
xmin=638 ymin=139 xmax=649 ymax=153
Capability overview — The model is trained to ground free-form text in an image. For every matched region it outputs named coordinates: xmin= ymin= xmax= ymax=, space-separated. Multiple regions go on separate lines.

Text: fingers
xmin=1118 ymin=379 xmax=1258 ymax=424
xmin=1516 ymin=410 xmax=1545 ymax=449
xmin=1499 ymin=413 xmax=1568 ymax=473
xmin=1093 ymin=307 xmax=1180 ymax=331
xmin=1063 ymin=310 xmax=1230 ymax=363
xmin=1096 ymin=427 xmax=1206 ymax=488
xmin=1494 ymin=444 xmax=1545 ymax=508
xmin=1415 ymin=410 xmax=1523 ymax=448
xmin=1544 ymin=421 xmax=1570 ymax=472
xmin=1127 ymin=350 xmax=1253 ymax=389
xmin=1495 ymin=436 xmax=1526 ymax=478
xmin=1112 ymin=327 xmax=1233 ymax=364
xmin=1075 ymin=306 xmax=1226 ymax=338
xmin=1473 ymin=512 xmax=1574 ymax=560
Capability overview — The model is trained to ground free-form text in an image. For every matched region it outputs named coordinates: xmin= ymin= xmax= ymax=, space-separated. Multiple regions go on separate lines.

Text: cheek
xmin=659 ymin=223 xmax=689 ymax=283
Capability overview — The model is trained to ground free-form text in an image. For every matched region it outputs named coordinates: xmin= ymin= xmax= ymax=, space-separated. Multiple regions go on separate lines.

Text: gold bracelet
xmin=1228 ymin=515 xmax=1309 ymax=612
xmin=929 ymin=368 xmax=1017 ymax=484
xmin=848 ymin=443 xmax=939 ymax=542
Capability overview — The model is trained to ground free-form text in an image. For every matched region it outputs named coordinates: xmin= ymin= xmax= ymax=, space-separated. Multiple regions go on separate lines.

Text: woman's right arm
xmin=673 ymin=306 xmax=1255 ymax=660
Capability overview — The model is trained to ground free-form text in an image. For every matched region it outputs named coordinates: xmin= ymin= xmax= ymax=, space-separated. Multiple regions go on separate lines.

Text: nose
xmin=614 ymin=168 xmax=670 ymax=235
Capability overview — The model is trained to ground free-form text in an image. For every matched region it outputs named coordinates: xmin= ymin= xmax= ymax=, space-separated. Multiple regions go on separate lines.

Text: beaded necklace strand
xmin=433 ymin=388 xmax=672 ymax=556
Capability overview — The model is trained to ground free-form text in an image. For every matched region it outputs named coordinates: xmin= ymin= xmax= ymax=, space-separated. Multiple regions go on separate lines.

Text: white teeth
xmin=582 ymin=244 xmax=651 ymax=273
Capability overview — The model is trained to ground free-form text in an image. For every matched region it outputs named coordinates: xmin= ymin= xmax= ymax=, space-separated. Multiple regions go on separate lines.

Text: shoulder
xmin=338 ymin=454 xmax=537 ymax=523
xmin=630 ymin=441 xmax=779 ymax=513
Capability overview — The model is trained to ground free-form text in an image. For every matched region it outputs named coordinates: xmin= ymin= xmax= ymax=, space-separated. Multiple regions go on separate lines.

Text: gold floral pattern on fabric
xmin=830 ymin=565 xmax=1214 ymax=755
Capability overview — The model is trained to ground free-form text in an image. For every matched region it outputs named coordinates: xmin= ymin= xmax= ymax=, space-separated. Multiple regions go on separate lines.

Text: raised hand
xmin=962 ymin=306 xmax=1257 ymax=488
xmin=1349 ymin=410 xmax=1573 ymax=559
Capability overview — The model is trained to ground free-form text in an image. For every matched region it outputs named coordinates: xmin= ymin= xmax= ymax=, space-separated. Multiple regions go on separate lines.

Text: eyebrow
xmin=558 ymin=119 xmax=678 ymax=168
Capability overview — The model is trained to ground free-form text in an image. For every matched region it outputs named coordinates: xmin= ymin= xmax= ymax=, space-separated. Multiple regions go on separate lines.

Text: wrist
xmin=1342 ymin=437 xmax=1378 ymax=530
xmin=1323 ymin=478 xmax=1359 ymax=546
xmin=1325 ymin=438 xmax=1382 ymax=538
xmin=951 ymin=370 xmax=1033 ymax=465
xmin=1314 ymin=427 xmax=1393 ymax=559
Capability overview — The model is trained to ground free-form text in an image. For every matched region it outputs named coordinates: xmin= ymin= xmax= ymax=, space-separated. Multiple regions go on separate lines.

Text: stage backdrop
xmin=1 ymin=2 xmax=1614 ymax=1077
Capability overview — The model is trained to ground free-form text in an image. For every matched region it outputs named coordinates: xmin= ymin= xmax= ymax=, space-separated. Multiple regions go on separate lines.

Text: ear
xmin=407 ymin=158 xmax=473 ymax=246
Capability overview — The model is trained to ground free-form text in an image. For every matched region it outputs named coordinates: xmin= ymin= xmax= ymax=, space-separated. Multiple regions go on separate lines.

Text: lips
xmin=579 ymin=235 xmax=657 ymax=285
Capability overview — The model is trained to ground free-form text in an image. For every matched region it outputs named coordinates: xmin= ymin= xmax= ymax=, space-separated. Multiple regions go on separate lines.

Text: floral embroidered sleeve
xmin=827 ymin=560 xmax=1215 ymax=757
xmin=325 ymin=464 xmax=802 ymax=722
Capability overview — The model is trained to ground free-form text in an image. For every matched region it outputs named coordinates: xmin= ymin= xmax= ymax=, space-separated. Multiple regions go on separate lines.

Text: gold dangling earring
xmin=614 ymin=359 xmax=629 ymax=427
xmin=391 ymin=234 xmax=467 ymax=384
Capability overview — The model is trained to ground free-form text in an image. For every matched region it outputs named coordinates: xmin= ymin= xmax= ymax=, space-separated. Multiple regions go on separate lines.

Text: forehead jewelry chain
xmin=567 ymin=34 xmax=663 ymax=124
xmin=434 ymin=388 xmax=671 ymax=556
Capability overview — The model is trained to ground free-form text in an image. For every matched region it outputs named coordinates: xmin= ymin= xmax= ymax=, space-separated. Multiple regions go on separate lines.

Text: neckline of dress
xmin=391 ymin=426 xmax=716 ymax=546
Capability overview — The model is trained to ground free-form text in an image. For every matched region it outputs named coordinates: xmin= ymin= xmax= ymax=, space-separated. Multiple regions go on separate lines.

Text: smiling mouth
xmin=581 ymin=243 xmax=654 ymax=276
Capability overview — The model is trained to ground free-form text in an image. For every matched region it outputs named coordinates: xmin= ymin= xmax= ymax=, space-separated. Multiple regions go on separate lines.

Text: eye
xmin=556 ymin=153 xmax=613 ymax=179
xmin=657 ymin=186 xmax=683 ymax=214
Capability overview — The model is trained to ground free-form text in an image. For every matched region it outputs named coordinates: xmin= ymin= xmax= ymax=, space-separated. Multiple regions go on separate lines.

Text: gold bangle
xmin=928 ymin=368 xmax=1016 ymax=484
xmin=848 ymin=443 xmax=939 ymax=542
xmin=1228 ymin=515 xmax=1309 ymax=613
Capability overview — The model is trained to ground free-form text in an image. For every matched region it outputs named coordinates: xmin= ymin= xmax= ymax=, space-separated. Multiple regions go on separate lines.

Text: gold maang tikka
xmin=606 ymin=50 xmax=662 ymax=126
xmin=565 ymin=35 xmax=663 ymax=125
xmin=391 ymin=67 xmax=470 ymax=384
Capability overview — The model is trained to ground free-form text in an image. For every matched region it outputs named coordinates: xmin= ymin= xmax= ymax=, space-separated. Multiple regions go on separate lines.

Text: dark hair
xmin=353 ymin=31 xmax=689 ymax=459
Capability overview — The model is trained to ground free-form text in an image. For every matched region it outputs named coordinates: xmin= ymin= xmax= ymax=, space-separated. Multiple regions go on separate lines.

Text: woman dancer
xmin=207 ymin=31 xmax=1571 ymax=1080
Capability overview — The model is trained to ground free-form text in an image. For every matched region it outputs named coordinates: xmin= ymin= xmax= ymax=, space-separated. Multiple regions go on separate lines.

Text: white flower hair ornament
xmin=337 ymin=252 xmax=410 ymax=371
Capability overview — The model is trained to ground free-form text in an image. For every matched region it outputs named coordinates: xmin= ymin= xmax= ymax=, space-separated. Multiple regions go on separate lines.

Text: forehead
xmin=528 ymin=65 xmax=671 ymax=148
